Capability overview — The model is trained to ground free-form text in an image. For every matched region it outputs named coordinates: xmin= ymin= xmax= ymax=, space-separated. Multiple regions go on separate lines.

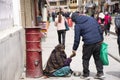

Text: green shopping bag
xmin=100 ymin=42 xmax=109 ymax=65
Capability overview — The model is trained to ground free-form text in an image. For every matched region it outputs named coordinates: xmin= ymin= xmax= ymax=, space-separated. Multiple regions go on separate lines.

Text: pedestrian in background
xmin=70 ymin=12 xmax=104 ymax=79
xmin=104 ymin=12 xmax=112 ymax=36
xmin=98 ymin=11 xmax=105 ymax=35
xmin=114 ymin=11 xmax=120 ymax=56
xmin=54 ymin=8 xmax=66 ymax=46
xmin=63 ymin=9 xmax=71 ymax=18
xmin=52 ymin=11 xmax=56 ymax=22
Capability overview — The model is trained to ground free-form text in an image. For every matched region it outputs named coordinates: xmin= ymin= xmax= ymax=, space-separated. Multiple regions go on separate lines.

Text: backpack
xmin=115 ymin=14 xmax=120 ymax=28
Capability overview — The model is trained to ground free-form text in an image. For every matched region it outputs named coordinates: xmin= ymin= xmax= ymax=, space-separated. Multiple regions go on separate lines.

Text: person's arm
xmin=70 ymin=25 xmax=81 ymax=58
xmin=73 ymin=25 xmax=81 ymax=51
xmin=54 ymin=18 xmax=58 ymax=26
xmin=70 ymin=50 xmax=76 ymax=58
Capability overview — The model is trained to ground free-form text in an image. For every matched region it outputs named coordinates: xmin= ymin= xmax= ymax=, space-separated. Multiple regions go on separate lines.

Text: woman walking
xmin=54 ymin=8 xmax=66 ymax=46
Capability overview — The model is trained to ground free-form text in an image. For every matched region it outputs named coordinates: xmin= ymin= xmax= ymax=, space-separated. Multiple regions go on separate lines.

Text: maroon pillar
xmin=25 ymin=28 xmax=43 ymax=78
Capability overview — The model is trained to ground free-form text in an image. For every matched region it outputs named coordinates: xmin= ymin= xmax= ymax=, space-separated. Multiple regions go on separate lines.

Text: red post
xmin=25 ymin=28 xmax=43 ymax=78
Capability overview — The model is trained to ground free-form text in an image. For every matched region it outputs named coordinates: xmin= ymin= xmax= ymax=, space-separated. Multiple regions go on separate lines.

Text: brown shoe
xmin=94 ymin=73 xmax=105 ymax=79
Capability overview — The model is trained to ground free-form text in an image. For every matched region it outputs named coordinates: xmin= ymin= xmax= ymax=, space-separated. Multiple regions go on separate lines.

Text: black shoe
xmin=94 ymin=73 xmax=105 ymax=79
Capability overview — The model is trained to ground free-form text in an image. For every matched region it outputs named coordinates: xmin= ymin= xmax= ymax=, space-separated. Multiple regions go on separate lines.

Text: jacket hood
xmin=74 ymin=15 xmax=88 ymax=24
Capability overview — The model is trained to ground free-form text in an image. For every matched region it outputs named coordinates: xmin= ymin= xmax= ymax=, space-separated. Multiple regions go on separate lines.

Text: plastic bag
xmin=67 ymin=18 xmax=73 ymax=27
xmin=100 ymin=42 xmax=109 ymax=65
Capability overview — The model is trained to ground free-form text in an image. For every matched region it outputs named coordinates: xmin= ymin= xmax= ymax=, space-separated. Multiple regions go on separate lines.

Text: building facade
xmin=47 ymin=0 xmax=119 ymax=13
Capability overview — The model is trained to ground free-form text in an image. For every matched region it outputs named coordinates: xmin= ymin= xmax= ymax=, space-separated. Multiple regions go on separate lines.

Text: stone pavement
xmin=21 ymin=21 xmax=120 ymax=80
xmin=105 ymin=17 xmax=120 ymax=62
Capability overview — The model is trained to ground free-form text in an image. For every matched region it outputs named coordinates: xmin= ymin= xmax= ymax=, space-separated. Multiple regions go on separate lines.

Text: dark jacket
xmin=115 ymin=14 xmax=120 ymax=36
xmin=72 ymin=14 xmax=103 ymax=50
xmin=43 ymin=44 xmax=72 ymax=76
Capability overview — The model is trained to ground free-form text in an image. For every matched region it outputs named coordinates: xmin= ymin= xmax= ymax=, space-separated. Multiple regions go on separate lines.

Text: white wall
xmin=12 ymin=0 xmax=22 ymax=26
xmin=0 ymin=0 xmax=25 ymax=80
xmin=0 ymin=27 xmax=25 ymax=80
xmin=0 ymin=0 xmax=13 ymax=31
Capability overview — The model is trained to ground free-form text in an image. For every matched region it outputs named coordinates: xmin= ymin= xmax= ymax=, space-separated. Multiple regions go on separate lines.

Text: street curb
xmin=108 ymin=53 xmax=120 ymax=63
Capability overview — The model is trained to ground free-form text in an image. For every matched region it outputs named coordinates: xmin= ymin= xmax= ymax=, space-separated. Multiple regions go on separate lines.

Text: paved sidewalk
xmin=21 ymin=21 xmax=120 ymax=80
xmin=106 ymin=17 xmax=120 ymax=62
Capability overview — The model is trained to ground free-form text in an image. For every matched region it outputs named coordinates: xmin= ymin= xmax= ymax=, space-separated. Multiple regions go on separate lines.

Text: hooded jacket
xmin=72 ymin=14 xmax=103 ymax=50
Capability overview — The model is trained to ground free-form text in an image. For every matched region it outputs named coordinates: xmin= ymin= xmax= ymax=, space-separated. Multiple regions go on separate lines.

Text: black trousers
xmin=57 ymin=30 xmax=66 ymax=46
xmin=104 ymin=24 xmax=111 ymax=35
xmin=82 ymin=42 xmax=103 ymax=76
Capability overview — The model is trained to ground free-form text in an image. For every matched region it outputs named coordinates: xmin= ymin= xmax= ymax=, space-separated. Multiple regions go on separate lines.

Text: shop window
xmin=50 ymin=2 xmax=57 ymax=6
xmin=60 ymin=1 xmax=67 ymax=5
xmin=70 ymin=0 xmax=77 ymax=4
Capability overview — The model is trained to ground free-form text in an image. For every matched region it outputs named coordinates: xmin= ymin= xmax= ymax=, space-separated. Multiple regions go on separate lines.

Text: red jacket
xmin=104 ymin=14 xmax=111 ymax=25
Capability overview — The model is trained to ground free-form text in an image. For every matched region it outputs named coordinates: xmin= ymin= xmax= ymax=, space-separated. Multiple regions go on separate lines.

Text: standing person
xmin=70 ymin=12 xmax=104 ymax=79
xmin=98 ymin=11 xmax=105 ymax=35
xmin=64 ymin=11 xmax=71 ymax=18
xmin=54 ymin=8 xmax=66 ymax=46
xmin=104 ymin=12 xmax=112 ymax=36
xmin=47 ymin=11 xmax=50 ymax=23
xmin=114 ymin=11 xmax=120 ymax=56
xmin=52 ymin=11 xmax=56 ymax=22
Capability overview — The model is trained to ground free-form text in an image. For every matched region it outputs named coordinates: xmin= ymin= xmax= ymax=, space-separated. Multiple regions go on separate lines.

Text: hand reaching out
xmin=70 ymin=50 xmax=76 ymax=58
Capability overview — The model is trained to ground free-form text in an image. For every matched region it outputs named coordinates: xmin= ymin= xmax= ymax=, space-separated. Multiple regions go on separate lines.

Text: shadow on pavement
xmin=106 ymin=71 xmax=120 ymax=78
